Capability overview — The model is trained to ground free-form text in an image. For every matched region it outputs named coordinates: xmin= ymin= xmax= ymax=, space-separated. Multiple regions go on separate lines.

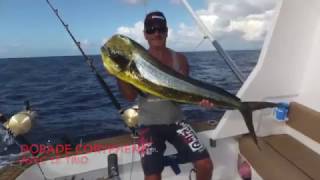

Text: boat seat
xmin=240 ymin=102 xmax=320 ymax=180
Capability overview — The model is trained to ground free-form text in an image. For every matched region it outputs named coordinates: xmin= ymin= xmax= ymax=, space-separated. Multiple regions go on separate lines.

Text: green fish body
xmin=101 ymin=34 xmax=278 ymax=147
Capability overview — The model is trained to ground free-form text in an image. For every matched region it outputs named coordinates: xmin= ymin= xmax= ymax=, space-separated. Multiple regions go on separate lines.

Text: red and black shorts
xmin=137 ymin=121 xmax=210 ymax=176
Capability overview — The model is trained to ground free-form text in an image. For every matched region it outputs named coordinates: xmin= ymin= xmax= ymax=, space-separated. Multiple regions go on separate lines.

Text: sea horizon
xmin=0 ymin=49 xmax=261 ymax=60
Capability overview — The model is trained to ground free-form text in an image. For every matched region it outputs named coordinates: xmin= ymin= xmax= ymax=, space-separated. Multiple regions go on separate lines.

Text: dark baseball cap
xmin=144 ymin=11 xmax=167 ymax=29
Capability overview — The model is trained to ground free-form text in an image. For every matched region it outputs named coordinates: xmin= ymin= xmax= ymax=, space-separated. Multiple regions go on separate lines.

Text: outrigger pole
xmin=45 ymin=0 xmax=122 ymax=110
xmin=181 ymin=0 xmax=246 ymax=83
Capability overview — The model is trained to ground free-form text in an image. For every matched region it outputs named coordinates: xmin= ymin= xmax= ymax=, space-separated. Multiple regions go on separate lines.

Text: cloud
xmin=115 ymin=21 xmax=147 ymax=47
xmin=123 ymin=0 xmax=180 ymax=5
xmin=122 ymin=0 xmax=147 ymax=5
xmin=0 ymin=43 xmax=25 ymax=58
xmin=69 ymin=39 xmax=101 ymax=55
xmin=226 ymin=10 xmax=275 ymax=41
xmin=170 ymin=0 xmax=181 ymax=5
xmin=0 ymin=43 xmax=35 ymax=58
xmin=83 ymin=39 xmax=100 ymax=50
xmin=204 ymin=0 xmax=276 ymax=18
xmin=168 ymin=23 xmax=206 ymax=50
xmin=113 ymin=0 xmax=278 ymax=51
xmin=196 ymin=0 xmax=277 ymax=41
xmin=112 ymin=21 xmax=205 ymax=51
xmin=0 ymin=47 xmax=9 ymax=54
xmin=81 ymin=39 xmax=90 ymax=48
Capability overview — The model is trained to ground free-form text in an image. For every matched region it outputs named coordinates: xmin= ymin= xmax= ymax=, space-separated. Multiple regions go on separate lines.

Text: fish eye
xmin=108 ymin=50 xmax=129 ymax=70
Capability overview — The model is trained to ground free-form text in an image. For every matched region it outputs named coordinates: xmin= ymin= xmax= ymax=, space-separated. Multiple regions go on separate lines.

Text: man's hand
xmin=199 ymin=99 xmax=215 ymax=109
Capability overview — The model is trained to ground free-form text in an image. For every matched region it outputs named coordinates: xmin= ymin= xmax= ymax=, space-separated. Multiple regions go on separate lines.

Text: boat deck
xmin=0 ymin=120 xmax=217 ymax=180
xmin=240 ymin=102 xmax=320 ymax=180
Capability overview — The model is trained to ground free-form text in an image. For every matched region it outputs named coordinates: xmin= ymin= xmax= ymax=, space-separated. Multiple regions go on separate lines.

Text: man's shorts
xmin=137 ymin=121 xmax=210 ymax=176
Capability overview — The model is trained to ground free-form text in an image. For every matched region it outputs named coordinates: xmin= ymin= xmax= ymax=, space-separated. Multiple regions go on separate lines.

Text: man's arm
xmin=117 ymin=79 xmax=138 ymax=102
xmin=178 ymin=53 xmax=214 ymax=109
xmin=176 ymin=53 xmax=189 ymax=76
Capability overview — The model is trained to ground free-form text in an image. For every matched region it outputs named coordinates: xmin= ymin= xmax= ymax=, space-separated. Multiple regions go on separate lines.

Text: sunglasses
xmin=145 ymin=26 xmax=168 ymax=34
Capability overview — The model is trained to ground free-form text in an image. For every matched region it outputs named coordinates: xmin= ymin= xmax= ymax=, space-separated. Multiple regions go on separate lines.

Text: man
xmin=117 ymin=11 xmax=213 ymax=180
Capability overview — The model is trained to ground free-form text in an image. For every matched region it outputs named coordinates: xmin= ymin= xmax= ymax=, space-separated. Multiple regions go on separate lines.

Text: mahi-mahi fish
xmin=101 ymin=34 xmax=278 ymax=147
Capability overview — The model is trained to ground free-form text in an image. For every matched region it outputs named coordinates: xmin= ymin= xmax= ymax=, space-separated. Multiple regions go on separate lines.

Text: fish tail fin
xmin=240 ymin=102 xmax=278 ymax=149
xmin=245 ymin=101 xmax=278 ymax=111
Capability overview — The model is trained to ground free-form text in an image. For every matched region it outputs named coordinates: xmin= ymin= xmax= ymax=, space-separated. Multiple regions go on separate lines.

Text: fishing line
xmin=36 ymin=162 xmax=48 ymax=180
xmin=193 ymin=36 xmax=209 ymax=51
xmin=129 ymin=138 xmax=136 ymax=180
xmin=181 ymin=0 xmax=245 ymax=83
xmin=143 ymin=0 xmax=148 ymax=15
xmin=45 ymin=0 xmax=122 ymax=111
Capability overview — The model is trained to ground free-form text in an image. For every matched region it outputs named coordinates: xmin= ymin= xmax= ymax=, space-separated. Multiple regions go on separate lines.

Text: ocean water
xmin=0 ymin=50 xmax=260 ymax=166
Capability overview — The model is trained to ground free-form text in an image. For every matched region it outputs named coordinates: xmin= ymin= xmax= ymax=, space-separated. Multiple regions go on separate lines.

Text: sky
xmin=0 ymin=0 xmax=278 ymax=58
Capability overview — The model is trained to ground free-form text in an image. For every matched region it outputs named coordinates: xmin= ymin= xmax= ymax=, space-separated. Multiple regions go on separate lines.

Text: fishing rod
xmin=181 ymin=0 xmax=246 ymax=83
xmin=45 ymin=0 xmax=122 ymax=111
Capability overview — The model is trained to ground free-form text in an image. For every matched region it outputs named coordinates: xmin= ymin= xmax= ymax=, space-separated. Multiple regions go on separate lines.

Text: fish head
xmin=101 ymin=34 xmax=136 ymax=76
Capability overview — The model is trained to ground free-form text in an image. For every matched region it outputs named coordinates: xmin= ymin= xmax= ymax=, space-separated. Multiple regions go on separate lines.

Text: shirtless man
xmin=117 ymin=11 xmax=214 ymax=180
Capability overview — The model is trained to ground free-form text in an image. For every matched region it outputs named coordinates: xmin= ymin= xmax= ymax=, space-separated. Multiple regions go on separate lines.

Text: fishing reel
xmin=2 ymin=101 xmax=37 ymax=137
xmin=120 ymin=105 xmax=139 ymax=128
xmin=120 ymin=105 xmax=139 ymax=138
